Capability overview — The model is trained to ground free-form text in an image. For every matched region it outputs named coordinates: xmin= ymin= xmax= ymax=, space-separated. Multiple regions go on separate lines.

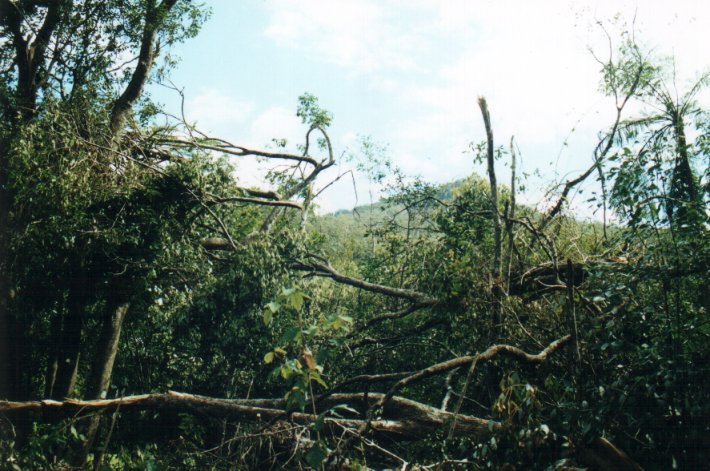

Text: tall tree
xmin=0 ymin=0 xmax=207 ymax=401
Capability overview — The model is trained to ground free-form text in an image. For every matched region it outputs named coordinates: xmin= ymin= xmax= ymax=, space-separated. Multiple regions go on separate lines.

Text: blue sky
xmin=149 ymin=0 xmax=709 ymax=216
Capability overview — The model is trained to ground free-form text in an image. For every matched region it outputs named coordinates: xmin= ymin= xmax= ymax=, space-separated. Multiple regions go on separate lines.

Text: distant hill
xmin=309 ymin=177 xmax=485 ymax=259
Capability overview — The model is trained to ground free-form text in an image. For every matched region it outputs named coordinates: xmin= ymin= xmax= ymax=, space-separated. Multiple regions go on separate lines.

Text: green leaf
xmin=280 ymin=327 xmax=302 ymax=346
xmin=280 ymin=365 xmax=293 ymax=380
xmin=274 ymin=347 xmax=287 ymax=357
xmin=264 ymin=352 xmax=275 ymax=364
xmin=285 ymin=387 xmax=306 ymax=411
xmin=303 ymin=324 xmax=318 ymax=337
xmin=305 ymin=440 xmax=329 ymax=468
xmin=310 ymin=371 xmax=328 ymax=388
xmin=313 ymin=414 xmax=325 ymax=432
xmin=262 ymin=308 xmax=273 ymax=326
xmin=288 ymin=289 xmax=304 ymax=311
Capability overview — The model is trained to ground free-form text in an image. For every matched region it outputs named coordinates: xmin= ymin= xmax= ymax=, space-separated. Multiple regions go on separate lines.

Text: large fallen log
xmin=0 ymin=391 xmax=498 ymax=441
xmin=1 ymin=336 xmax=571 ymax=443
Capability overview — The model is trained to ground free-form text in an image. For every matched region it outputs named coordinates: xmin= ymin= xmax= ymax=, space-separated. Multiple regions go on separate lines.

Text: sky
xmin=149 ymin=0 xmax=710 ymax=217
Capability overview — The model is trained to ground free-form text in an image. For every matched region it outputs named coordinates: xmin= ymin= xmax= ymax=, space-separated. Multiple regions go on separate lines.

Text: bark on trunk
xmin=79 ymin=301 xmax=130 ymax=463
xmin=478 ymin=97 xmax=502 ymax=338
xmin=86 ymin=301 xmax=130 ymax=400
xmin=51 ymin=269 xmax=88 ymax=399
xmin=0 ymin=391 xmax=496 ymax=441
xmin=0 ymin=138 xmax=9 ymax=401
xmin=109 ymin=0 xmax=179 ymax=136
xmin=668 ymin=108 xmax=700 ymax=225
xmin=504 ymin=136 xmax=517 ymax=287
xmin=0 ymin=392 xmax=644 ymax=470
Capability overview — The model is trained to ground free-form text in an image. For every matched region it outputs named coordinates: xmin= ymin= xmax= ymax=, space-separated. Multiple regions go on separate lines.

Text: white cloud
xmin=182 ymin=1 xmax=710 ymax=213
xmin=262 ymin=0 xmax=708 ymax=155
xmin=226 ymin=106 xmax=308 ymax=188
xmin=263 ymin=0 xmax=427 ymax=74
xmin=248 ymin=106 xmax=304 ymax=149
xmin=182 ymin=92 xmax=313 ymax=190
xmin=186 ymin=88 xmax=254 ymax=134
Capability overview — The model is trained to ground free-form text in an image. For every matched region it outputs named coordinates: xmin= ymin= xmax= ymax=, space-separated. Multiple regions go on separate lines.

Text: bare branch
xmin=478 ymin=96 xmax=503 ymax=338
xmin=294 ymin=259 xmax=438 ymax=305
xmin=478 ymin=97 xmax=502 ymax=281
xmin=0 ymin=391 xmax=497 ymax=441
xmin=504 ymin=136 xmax=517 ymax=286
xmin=541 ymin=60 xmax=648 ymax=228
xmin=351 ymin=302 xmax=433 ymax=334
xmin=209 ymin=196 xmax=303 ymax=210
xmin=160 ymin=138 xmax=321 ymax=167
xmin=361 ymin=335 xmax=571 ymax=435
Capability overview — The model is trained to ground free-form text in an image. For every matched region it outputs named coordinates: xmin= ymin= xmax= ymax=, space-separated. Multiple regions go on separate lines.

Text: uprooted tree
xmin=1 ymin=2 xmax=708 ymax=470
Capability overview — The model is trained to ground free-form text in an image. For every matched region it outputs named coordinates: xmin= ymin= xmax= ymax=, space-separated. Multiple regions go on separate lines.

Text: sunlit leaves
xmin=296 ymin=92 xmax=332 ymax=129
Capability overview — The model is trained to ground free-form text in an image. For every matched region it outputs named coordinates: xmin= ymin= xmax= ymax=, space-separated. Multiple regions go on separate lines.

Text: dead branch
xmin=478 ymin=97 xmax=502 ymax=284
xmin=362 ymin=335 xmax=571 ymax=434
xmin=504 ymin=136 xmax=517 ymax=287
xmin=160 ymin=137 xmax=320 ymax=167
xmin=0 ymin=391 xmax=496 ymax=441
xmin=351 ymin=302 xmax=433 ymax=334
xmin=208 ymin=196 xmax=303 ymax=210
xmin=541 ymin=59 xmax=647 ymax=229
xmin=323 ymin=335 xmax=570 ymax=460
xmin=348 ymin=317 xmax=446 ymax=350
xmin=294 ymin=258 xmax=438 ymax=305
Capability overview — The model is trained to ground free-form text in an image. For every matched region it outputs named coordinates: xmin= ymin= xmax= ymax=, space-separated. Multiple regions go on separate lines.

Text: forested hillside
xmin=0 ymin=2 xmax=708 ymax=470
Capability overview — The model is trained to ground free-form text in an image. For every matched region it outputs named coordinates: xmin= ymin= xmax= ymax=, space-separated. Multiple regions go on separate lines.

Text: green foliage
xmin=262 ymin=286 xmax=351 ymax=413
xmin=297 ymin=92 xmax=333 ymax=129
xmin=0 ymin=4 xmax=707 ymax=469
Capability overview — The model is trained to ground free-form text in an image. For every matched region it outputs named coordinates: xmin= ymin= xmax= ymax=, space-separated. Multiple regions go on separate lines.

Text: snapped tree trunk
xmin=478 ymin=97 xmax=502 ymax=337
xmin=504 ymin=136 xmax=517 ymax=288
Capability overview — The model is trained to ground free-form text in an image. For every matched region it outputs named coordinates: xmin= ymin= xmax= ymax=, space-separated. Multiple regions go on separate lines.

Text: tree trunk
xmin=478 ymin=97 xmax=502 ymax=338
xmin=86 ymin=301 xmax=130 ymax=400
xmin=0 ymin=137 xmax=9 ymax=402
xmin=504 ymin=136 xmax=517 ymax=288
xmin=43 ymin=313 xmax=63 ymax=398
xmin=51 ymin=269 xmax=88 ymax=399
xmin=1 ymin=391 xmax=497 ymax=442
xmin=668 ymin=107 xmax=700 ymax=225
xmin=80 ymin=300 xmax=130 ymax=464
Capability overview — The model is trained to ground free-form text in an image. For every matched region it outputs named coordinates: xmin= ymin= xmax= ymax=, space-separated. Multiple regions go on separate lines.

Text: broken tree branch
xmin=0 ymin=391 xmax=496 ymax=441
xmin=540 ymin=60 xmax=647 ymax=229
xmin=478 ymin=97 xmax=503 ymax=339
xmin=293 ymin=258 xmax=438 ymax=305
xmin=324 ymin=335 xmax=570 ymax=460
xmin=350 ymin=302 xmax=433 ymax=335
xmin=361 ymin=335 xmax=571 ymax=435
xmin=160 ymin=138 xmax=320 ymax=167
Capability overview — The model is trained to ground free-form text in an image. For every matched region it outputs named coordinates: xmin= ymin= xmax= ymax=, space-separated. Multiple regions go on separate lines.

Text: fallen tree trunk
xmin=0 ymin=391 xmax=646 ymax=470
xmin=0 ymin=391 xmax=497 ymax=441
